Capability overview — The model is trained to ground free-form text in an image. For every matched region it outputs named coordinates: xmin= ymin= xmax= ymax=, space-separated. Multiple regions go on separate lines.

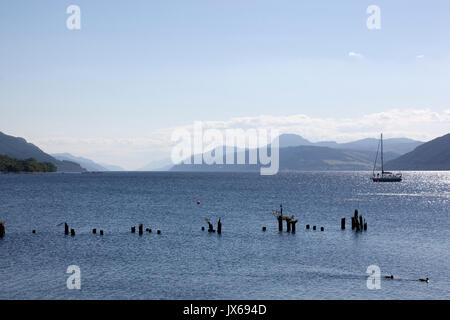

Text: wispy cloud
xmin=416 ymin=55 xmax=425 ymax=59
xmin=348 ymin=51 xmax=364 ymax=59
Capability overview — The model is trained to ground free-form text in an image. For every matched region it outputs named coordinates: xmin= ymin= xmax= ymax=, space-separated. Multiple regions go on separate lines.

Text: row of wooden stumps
xmin=202 ymin=218 xmax=221 ymax=234
xmin=341 ymin=210 xmax=367 ymax=231
xmin=62 ymin=222 xmax=104 ymax=236
xmin=266 ymin=204 xmax=325 ymax=233
xmin=131 ymin=223 xmax=161 ymax=235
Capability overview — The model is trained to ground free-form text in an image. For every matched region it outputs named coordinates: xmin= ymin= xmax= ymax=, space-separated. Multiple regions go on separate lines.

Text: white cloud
xmin=416 ymin=55 xmax=425 ymax=59
xmin=33 ymin=109 xmax=450 ymax=170
xmin=348 ymin=51 xmax=364 ymax=59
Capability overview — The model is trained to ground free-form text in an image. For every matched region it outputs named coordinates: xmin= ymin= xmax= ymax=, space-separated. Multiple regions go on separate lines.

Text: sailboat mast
xmin=381 ymin=133 xmax=384 ymax=174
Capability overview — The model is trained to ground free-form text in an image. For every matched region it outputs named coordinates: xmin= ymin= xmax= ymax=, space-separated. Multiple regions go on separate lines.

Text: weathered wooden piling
xmin=341 ymin=218 xmax=345 ymax=230
xmin=286 ymin=218 xmax=291 ymax=233
xmin=291 ymin=220 xmax=297 ymax=233
xmin=207 ymin=222 xmax=214 ymax=232
xmin=351 ymin=217 xmax=355 ymax=230
xmin=157 ymin=230 xmax=161 ymax=234
xmin=306 ymin=224 xmax=310 ymax=229
xmin=217 ymin=218 xmax=222 ymax=235
xmin=0 ymin=222 xmax=5 ymax=238
xmin=32 ymin=229 xmax=36 ymax=234
xmin=131 ymin=226 xmax=136 ymax=233
xmin=201 ymin=226 xmax=205 ymax=231
xmin=65 ymin=222 xmax=69 ymax=235
xmin=92 ymin=228 xmax=97 ymax=234
xmin=139 ymin=223 xmax=143 ymax=235
xmin=313 ymin=225 xmax=316 ymax=230
xmin=364 ymin=222 xmax=367 ymax=231
xmin=100 ymin=230 xmax=104 ymax=235
xmin=70 ymin=228 xmax=75 ymax=236
xmin=277 ymin=215 xmax=283 ymax=231
xmin=359 ymin=216 xmax=363 ymax=230
xmin=320 ymin=227 xmax=324 ymax=231
xmin=262 ymin=226 xmax=266 ymax=232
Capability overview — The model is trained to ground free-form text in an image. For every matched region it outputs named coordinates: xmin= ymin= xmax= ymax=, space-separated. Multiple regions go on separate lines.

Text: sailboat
xmin=371 ymin=133 xmax=402 ymax=182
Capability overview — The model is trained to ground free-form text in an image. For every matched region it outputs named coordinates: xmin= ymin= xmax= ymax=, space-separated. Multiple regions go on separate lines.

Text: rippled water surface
xmin=0 ymin=171 xmax=449 ymax=299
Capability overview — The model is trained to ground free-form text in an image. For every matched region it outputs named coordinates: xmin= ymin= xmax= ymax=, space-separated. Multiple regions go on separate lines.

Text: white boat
xmin=371 ymin=133 xmax=402 ymax=182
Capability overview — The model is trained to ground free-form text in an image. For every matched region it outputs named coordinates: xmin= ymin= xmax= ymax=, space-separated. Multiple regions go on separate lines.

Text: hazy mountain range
xmin=0 ymin=132 xmax=85 ymax=172
xmin=2 ymin=130 xmax=449 ymax=172
xmin=385 ymin=133 xmax=450 ymax=170
xmin=52 ymin=153 xmax=124 ymax=172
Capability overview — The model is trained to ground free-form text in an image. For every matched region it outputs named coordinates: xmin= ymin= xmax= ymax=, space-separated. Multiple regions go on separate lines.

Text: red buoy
xmin=196 ymin=201 xmax=200 ymax=205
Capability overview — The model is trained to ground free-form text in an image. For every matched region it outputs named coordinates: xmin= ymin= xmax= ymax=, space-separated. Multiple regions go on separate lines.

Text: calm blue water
xmin=0 ymin=172 xmax=449 ymax=299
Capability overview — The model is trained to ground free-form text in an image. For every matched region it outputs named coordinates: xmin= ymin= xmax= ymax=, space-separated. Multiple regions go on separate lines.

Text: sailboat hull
xmin=371 ymin=177 xmax=402 ymax=182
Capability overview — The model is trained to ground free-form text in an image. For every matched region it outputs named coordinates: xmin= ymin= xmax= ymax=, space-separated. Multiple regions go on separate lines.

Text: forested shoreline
xmin=0 ymin=155 xmax=57 ymax=173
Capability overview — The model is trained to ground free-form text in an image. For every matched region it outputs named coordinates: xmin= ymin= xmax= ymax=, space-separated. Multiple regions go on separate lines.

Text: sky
xmin=1 ymin=0 xmax=450 ymax=169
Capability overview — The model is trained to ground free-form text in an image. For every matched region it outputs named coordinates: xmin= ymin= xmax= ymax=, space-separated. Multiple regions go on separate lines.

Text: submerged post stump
xmin=364 ymin=222 xmax=367 ymax=231
xmin=359 ymin=216 xmax=363 ymax=230
xmin=131 ymin=226 xmax=136 ymax=233
xmin=64 ymin=222 xmax=69 ymax=235
xmin=0 ymin=222 xmax=5 ymax=238
xmin=291 ymin=220 xmax=297 ymax=233
xmin=92 ymin=228 xmax=97 ymax=234
xmin=277 ymin=215 xmax=283 ymax=232
xmin=286 ymin=218 xmax=291 ymax=233
xmin=70 ymin=228 xmax=75 ymax=236
xmin=201 ymin=226 xmax=205 ymax=231
xmin=306 ymin=224 xmax=310 ymax=229
xmin=262 ymin=226 xmax=266 ymax=232
xmin=157 ymin=230 xmax=161 ymax=234
xmin=217 ymin=218 xmax=222 ymax=235
xmin=313 ymin=226 xmax=316 ymax=231
xmin=32 ymin=229 xmax=36 ymax=234
xmin=139 ymin=223 xmax=143 ymax=235
xmin=100 ymin=230 xmax=104 ymax=235
xmin=320 ymin=227 xmax=324 ymax=231
xmin=351 ymin=217 xmax=355 ymax=230
xmin=341 ymin=218 xmax=346 ymax=230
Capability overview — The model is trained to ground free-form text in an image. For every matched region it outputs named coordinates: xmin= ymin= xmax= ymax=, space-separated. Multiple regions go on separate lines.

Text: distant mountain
xmin=0 ymin=132 xmax=85 ymax=172
xmin=99 ymin=163 xmax=125 ymax=171
xmin=138 ymin=158 xmax=173 ymax=171
xmin=278 ymin=134 xmax=312 ymax=148
xmin=171 ymin=145 xmax=399 ymax=172
xmin=315 ymin=137 xmax=423 ymax=154
xmin=52 ymin=153 xmax=109 ymax=172
xmin=385 ymin=133 xmax=450 ymax=170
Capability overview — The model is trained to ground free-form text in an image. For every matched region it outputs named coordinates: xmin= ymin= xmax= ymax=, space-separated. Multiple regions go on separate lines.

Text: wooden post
xmin=262 ymin=226 xmax=266 ymax=232
xmin=131 ymin=226 xmax=136 ymax=233
xmin=359 ymin=216 xmax=363 ymax=231
xmin=0 ymin=222 xmax=5 ymax=238
xmin=313 ymin=226 xmax=316 ymax=230
xmin=70 ymin=228 xmax=75 ymax=236
xmin=139 ymin=223 xmax=143 ymax=235
xmin=65 ymin=223 xmax=69 ymax=235
xmin=364 ymin=221 xmax=367 ymax=231
xmin=306 ymin=224 xmax=310 ymax=229
xmin=277 ymin=215 xmax=283 ymax=232
xmin=32 ymin=230 xmax=36 ymax=234
xmin=157 ymin=230 xmax=161 ymax=234
xmin=286 ymin=218 xmax=291 ymax=233
xmin=208 ymin=222 xmax=214 ymax=232
xmin=291 ymin=220 xmax=297 ymax=233
xmin=320 ymin=227 xmax=324 ymax=231
xmin=100 ymin=230 xmax=104 ymax=235
xmin=92 ymin=228 xmax=97 ymax=234
xmin=341 ymin=218 xmax=345 ymax=230
xmin=351 ymin=217 xmax=355 ymax=230
xmin=217 ymin=218 xmax=222 ymax=235
xmin=201 ymin=226 xmax=205 ymax=231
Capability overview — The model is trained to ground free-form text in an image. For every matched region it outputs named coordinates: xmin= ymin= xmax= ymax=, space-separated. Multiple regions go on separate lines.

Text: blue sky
xmin=1 ymin=0 xmax=450 ymax=168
